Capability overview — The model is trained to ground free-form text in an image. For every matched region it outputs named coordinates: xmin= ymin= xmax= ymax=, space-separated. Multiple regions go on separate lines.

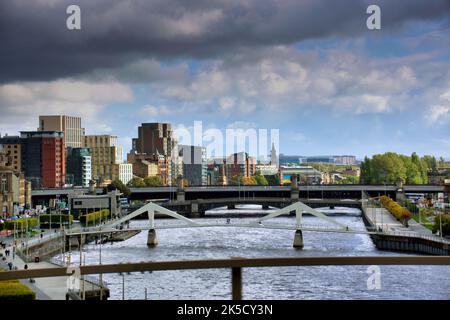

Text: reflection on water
xmin=54 ymin=205 xmax=450 ymax=300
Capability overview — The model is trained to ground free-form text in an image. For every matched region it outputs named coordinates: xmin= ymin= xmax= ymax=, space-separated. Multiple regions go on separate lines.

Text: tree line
xmin=360 ymin=152 xmax=438 ymax=184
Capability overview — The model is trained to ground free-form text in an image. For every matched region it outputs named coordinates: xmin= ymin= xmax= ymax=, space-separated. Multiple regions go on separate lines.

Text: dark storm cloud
xmin=0 ymin=0 xmax=449 ymax=83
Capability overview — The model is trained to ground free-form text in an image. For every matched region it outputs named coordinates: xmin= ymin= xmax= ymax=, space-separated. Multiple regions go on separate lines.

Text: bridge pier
xmin=293 ymin=230 xmax=304 ymax=249
xmin=147 ymin=229 xmax=158 ymax=247
xmin=177 ymin=190 xmax=185 ymax=202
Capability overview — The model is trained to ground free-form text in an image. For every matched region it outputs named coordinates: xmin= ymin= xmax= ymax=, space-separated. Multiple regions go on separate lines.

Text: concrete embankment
xmin=362 ymin=206 xmax=450 ymax=255
xmin=16 ymin=232 xmax=65 ymax=263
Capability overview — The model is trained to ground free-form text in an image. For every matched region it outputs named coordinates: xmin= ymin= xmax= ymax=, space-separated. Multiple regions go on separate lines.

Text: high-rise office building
xmin=134 ymin=123 xmax=173 ymax=156
xmin=129 ymin=123 xmax=182 ymax=185
xmin=39 ymin=115 xmax=85 ymax=148
xmin=66 ymin=147 xmax=92 ymax=187
xmin=179 ymin=145 xmax=207 ymax=186
xmin=83 ymin=135 xmax=124 ymax=184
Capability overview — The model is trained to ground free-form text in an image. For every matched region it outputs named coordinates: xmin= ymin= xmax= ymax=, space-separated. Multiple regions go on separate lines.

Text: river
xmin=53 ymin=205 xmax=450 ymax=300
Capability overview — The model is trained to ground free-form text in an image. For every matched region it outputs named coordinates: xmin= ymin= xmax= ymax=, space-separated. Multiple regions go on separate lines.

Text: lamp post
xmin=122 ymin=273 xmax=125 ymax=300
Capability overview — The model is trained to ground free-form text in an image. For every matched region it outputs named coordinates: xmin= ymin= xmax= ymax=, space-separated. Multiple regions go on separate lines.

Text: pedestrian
xmin=8 ymin=262 xmax=12 ymax=270
xmin=24 ymin=264 xmax=28 ymax=270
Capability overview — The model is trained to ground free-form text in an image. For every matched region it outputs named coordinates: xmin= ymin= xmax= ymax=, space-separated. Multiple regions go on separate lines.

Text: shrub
xmin=0 ymin=270 xmax=36 ymax=300
xmin=379 ymin=196 xmax=412 ymax=225
xmin=3 ymin=218 xmax=39 ymax=231
xmin=79 ymin=209 xmax=111 ymax=226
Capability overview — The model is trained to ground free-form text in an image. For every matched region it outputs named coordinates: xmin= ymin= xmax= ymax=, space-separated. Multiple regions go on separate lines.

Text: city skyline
xmin=1 ymin=1 xmax=450 ymax=159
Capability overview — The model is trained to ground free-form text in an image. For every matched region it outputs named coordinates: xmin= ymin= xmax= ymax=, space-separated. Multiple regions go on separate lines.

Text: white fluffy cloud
xmin=426 ymin=90 xmax=450 ymax=125
xmin=146 ymin=46 xmax=433 ymax=118
xmin=0 ymin=80 xmax=133 ymax=135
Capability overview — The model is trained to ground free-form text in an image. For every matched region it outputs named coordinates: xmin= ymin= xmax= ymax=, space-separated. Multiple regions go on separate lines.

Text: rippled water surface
xmin=55 ymin=206 xmax=450 ymax=300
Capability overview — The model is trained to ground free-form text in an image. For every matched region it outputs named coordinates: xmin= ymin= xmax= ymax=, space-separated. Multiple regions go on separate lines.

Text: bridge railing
xmin=381 ymin=230 xmax=450 ymax=244
xmin=0 ymin=256 xmax=449 ymax=300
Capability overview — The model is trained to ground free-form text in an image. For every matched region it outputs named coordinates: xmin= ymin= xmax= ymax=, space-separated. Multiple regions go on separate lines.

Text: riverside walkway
xmin=364 ymin=207 xmax=433 ymax=235
xmin=1 ymin=244 xmax=65 ymax=299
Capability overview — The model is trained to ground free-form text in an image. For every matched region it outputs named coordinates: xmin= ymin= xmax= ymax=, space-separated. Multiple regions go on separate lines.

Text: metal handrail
xmin=1 ymin=256 xmax=449 ymax=300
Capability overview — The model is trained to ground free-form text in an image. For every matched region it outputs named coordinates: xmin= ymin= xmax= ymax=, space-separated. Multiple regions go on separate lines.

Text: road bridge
xmin=31 ymin=184 xmax=445 ymax=208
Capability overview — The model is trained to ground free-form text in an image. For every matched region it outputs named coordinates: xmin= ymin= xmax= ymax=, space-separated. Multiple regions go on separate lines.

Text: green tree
xmin=411 ymin=152 xmax=427 ymax=184
xmin=127 ymin=177 xmax=145 ymax=187
xmin=143 ymin=176 xmax=163 ymax=187
xmin=107 ymin=179 xmax=130 ymax=197
xmin=229 ymin=175 xmax=244 ymax=186
xmin=253 ymin=174 xmax=269 ymax=186
xmin=359 ymin=152 xmax=430 ymax=184
xmin=360 ymin=156 xmax=372 ymax=184
xmin=341 ymin=175 xmax=359 ymax=184
xmin=402 ymin=155 xmax=422 ymax=184
xmin=422 ymin=155 xmax=437 ymax=171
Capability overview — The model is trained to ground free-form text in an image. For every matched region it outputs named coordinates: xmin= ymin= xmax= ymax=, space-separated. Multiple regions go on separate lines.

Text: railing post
xmin=231 ymin=267 xmax=242 ymax=300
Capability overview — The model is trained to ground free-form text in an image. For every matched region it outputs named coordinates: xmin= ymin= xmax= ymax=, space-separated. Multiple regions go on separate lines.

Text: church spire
xmin=270 ymin=142 xmax=278 ymax=167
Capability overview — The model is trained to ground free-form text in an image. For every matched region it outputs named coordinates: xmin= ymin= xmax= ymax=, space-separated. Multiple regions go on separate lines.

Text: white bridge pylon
xmin=108 ymin=201 xmax=200 ymax=229
xmin=255 ymin=201 xmax=348 ymax=231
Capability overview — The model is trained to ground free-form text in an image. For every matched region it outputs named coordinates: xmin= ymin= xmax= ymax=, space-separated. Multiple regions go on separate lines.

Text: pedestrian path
xmin=365 ymin=207 xmax=433 ymax=235
xmin=1 ymin=242 xmax=68 ymax=300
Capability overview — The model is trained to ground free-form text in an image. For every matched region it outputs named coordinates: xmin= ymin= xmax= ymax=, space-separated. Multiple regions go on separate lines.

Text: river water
xmin=54 ymin=206 xmax=450 ymax=300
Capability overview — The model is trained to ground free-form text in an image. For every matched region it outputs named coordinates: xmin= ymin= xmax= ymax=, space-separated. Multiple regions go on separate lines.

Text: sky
xmin=0 ymin=0 xmax=450 ymax=161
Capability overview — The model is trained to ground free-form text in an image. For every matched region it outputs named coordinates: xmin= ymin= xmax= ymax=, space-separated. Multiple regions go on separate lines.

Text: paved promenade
xmin=1 ymin=238 xmax=69 ymax=300
xmin=364 ymin=207 xmax=432 ymax=234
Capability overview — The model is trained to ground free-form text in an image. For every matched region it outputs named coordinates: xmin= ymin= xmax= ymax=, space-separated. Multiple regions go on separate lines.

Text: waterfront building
xmin=67 ymin=190 xmax=122 ymax=219
xmin=39 ymin=115 xmax=85 ymax=148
